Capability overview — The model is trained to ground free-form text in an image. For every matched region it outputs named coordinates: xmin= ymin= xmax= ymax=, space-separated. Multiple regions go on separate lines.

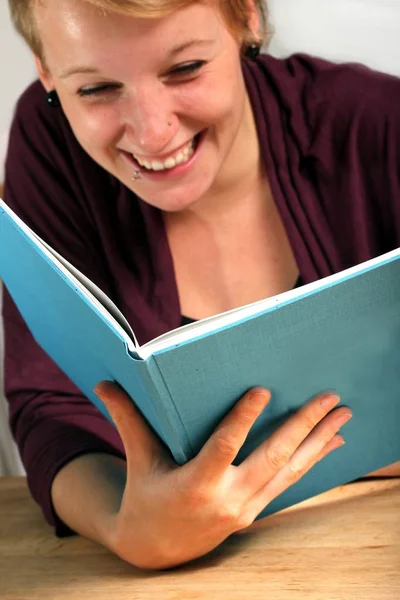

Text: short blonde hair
xmin=8 ymin=0 xmax=268 ymax=62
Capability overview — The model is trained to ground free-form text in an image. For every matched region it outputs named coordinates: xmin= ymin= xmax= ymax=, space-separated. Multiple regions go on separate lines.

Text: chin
xmin=128 ymin=174 xmax=217 ymax=213
xmin=142 ymin=191 xmax=205 ymax=213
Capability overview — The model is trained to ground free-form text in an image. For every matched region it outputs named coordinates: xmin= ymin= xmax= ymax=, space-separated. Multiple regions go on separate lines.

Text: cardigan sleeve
xmin=2 ymin=82 xmax=125 ymax=536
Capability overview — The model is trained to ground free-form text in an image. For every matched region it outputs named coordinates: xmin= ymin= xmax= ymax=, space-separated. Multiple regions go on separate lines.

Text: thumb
xmin=94 ymin=380 xmax=161 ymax=472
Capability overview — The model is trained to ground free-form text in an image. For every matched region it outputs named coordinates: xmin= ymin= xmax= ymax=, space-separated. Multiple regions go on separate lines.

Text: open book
xmin=1 ymin=197 xmax=399 ymax=517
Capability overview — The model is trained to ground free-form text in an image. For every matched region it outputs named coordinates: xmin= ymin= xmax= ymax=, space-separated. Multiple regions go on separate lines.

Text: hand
xmin=94 ymin=382 xmax=352 ymax=569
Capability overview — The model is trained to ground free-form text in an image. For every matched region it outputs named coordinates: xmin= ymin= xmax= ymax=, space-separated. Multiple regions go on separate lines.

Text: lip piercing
xmin=132 ymin=170 xmax=141 ymax=181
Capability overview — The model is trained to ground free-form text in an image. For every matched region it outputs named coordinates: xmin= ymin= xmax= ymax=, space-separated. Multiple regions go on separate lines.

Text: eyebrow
xmin=168 ymin=38 xmax=214 ymax=56
xmin=58 ymin=39 xmax=214 ymax=79
xmin=59 ymin=66 xmax=100 ymax=79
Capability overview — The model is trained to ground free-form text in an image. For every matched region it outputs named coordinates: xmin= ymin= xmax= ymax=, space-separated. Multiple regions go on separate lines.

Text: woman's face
xmin=35 ymin=0 xmax=258 ymax=213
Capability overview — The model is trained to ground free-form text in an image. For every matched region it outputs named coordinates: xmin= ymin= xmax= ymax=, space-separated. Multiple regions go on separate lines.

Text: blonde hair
xmin=8 ymin=0 xmax=268 ymax=62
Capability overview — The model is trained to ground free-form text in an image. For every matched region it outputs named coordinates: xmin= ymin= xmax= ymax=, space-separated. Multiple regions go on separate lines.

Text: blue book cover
xmin=0 ymin=198 xmax=399 ymax=517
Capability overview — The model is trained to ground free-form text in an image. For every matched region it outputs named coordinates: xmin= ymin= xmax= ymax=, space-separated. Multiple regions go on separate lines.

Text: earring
xmin=47 ymin=90 xmax=61 ymax=108
xmin=244 ymin=43 xmax=261 ymax=60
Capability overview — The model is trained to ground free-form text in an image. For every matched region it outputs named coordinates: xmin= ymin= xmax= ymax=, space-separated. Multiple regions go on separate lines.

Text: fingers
xmin=238 ymin=393 xmax=349 ymax=491
xmin=94 ymin=380 xmax=162 ymax=473
xmin=191 ymin=388 xmax=271 ymax=484
xmin=245 ymin=428 xmax=347 ymax=519
xmin=313 ymin=433 xmax=345 ymax=464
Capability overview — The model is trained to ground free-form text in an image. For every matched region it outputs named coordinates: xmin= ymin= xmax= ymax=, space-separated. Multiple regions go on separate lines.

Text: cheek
xmin=66 ymin=104 xmax=122 ymax=155
xmin=176 ymin=84 xmax=244 ymax=130
xmin=176 ymin=66 xmax=245 ymax=128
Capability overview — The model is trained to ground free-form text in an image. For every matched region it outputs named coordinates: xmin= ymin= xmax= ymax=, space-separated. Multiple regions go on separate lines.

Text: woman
xmin=3 ymin=0 xmax=400 ymax=569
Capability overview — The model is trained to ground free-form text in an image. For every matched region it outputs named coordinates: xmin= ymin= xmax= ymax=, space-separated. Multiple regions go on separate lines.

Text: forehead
xmin=34 ymin=0 xmax=224 ymax=70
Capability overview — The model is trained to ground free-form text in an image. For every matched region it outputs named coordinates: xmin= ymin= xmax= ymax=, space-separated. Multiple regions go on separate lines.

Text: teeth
xmin=134 ymin=137 xmax=195 ymax=171
xmin=164 ymin=157 xmax=176 ymax=169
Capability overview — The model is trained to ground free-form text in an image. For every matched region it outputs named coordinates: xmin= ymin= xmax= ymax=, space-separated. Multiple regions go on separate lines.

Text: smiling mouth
xmin=130 ymin=132 xmax=203 ymax=172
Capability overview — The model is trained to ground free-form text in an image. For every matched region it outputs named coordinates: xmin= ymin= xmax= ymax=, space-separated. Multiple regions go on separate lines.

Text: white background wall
xmin=0 ymin=2 xmax=35 ymax=182
xmin=1 ymin=1 xmax=400 ymax=475
xmin=267 ymin=0 xmax=400 ymax=77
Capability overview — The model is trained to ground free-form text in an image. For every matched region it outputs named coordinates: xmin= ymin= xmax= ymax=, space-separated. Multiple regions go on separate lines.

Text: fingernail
xmin=320 ymin=393 xmax=340 ymax=410
xmin=93 ymin=383 xmax=109 ymax=400
xmin=332 ymin=434 xmax=345 ymax=448
xmin=335 ymin=410 xmax=353 ymax=425
xmin=93 ymin=380 xmax=114 ymax=399
xmin=248 ymin=389 xmax=270 ymax=409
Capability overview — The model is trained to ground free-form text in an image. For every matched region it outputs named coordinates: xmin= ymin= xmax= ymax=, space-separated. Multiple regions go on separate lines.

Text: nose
xmin=123 ymin=84 xmax=175 ymax=155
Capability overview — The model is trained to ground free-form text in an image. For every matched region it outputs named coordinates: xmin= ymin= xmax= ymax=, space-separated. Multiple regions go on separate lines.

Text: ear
xmin=33 ymin=55 xmax=54 ymax=92
xmin=247 ymin=0 xmax=261 ymax=40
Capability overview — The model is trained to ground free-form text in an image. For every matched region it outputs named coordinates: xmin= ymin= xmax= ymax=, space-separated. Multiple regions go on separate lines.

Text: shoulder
xmin=12 ymin=80 xmax=70 ymax=148
xmin=14 ymin=79 xmax=51 ymax=120
xmin=5 ymin=81 xmax=117 ymax=254
xmin=255 ymin=52 xmax=400 ymax=104
xmin=254 ymin=53 xmax=400 ymax=144
xmin=246 ymin=55 xmax=400 ymax=257
xmin=292 ymin=54 xmax=400 ymax=130
xmin=9 ymin=80 xmax=87 ymax=173
xmin=6 ymin=80 xmax=116 ymax=212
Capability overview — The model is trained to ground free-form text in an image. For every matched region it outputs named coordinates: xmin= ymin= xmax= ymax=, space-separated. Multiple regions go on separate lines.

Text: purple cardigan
xmin=3 ymin=54 xmax=400 ymax=534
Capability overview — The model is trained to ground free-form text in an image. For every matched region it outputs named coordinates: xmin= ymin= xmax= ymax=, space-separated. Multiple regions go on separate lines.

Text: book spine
xmin=121 ymin=352 xmax=192 ymax=465
xmin=147 ymin=356 xmax=194 ymax=463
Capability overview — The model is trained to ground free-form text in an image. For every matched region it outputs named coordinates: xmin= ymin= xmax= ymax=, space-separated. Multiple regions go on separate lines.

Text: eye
xmin=168 ymin=60 xmax=205 ymax=79
xmin=77 ymin=83 xmax=122 ymax=98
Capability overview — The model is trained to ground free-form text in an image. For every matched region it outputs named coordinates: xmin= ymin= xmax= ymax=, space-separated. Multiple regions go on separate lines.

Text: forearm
xmin=51 ymin=453 xmax=127 ymax=550
xmin=50 ymin=452 xmax=400 ymax=553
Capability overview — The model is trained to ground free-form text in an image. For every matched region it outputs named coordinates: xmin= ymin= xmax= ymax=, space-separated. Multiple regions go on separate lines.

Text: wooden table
xmin=0 ymin=477 xmax=399 ymax=600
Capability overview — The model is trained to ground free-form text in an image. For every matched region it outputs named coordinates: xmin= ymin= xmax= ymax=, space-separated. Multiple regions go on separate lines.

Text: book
xmin=0 ymin=196 xmax=399 ymax=517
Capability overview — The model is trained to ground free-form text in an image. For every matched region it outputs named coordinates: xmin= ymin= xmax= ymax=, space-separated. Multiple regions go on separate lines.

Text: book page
xmin=38 ymin=237 xmax=138 ymax=345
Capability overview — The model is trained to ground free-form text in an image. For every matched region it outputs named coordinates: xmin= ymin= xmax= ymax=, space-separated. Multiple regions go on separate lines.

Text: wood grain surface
xmin=0 ymin=477 xmax=399 ymax=600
